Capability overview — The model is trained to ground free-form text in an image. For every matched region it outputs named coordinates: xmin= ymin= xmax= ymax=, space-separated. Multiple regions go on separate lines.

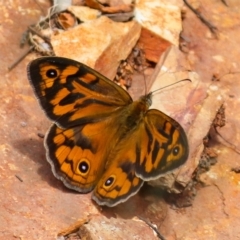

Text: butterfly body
xmin=28 ymin=57 xmax=189 ymax=207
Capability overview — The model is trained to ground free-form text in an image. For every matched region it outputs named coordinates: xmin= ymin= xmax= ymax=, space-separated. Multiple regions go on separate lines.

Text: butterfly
xmin=27 ymin=57 xmax=189 ymax=207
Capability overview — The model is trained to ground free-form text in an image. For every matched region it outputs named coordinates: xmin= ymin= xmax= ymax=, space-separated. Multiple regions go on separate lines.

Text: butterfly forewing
xmin=28 ymin=57 xmax=132 ymax=128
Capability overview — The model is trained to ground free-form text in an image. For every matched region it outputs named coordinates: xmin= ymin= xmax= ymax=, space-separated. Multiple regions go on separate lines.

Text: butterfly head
xmin=139 ymin=92 xmax=153 ymax=109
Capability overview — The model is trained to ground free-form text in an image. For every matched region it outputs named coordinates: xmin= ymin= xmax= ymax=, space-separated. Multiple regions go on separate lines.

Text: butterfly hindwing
xmin=45 ymin=115 xmax=125 ymax=192
xmin=135 ymin=109 xmax=189 ymax=180
xmin=92 ymin=141 xmax=144 ymax=206
xmin=92 ymin=129 xmax=145 ymax=206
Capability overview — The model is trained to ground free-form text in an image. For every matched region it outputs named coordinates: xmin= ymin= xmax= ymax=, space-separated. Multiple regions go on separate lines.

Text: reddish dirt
xmin=1 ymin=0 xmax=240 ymax=239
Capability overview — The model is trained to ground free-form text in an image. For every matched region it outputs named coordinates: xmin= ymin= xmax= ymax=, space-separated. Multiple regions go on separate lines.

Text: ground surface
xmin=1 ymin=0 xmax=240 ymax=239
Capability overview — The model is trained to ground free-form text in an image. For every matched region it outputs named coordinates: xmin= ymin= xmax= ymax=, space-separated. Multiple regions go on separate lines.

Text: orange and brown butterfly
xmin=27 ymin=57 xmax=189 ymax=207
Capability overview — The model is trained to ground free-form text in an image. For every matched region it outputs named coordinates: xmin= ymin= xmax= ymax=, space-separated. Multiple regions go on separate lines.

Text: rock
xmin=134 ymin=0 xmax=183 ymax=46
xmin=51 ymin=16 xmax=141 ymax=79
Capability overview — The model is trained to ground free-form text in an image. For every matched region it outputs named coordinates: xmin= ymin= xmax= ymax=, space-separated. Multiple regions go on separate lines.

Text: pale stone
xmin=68 ymin=6 xmax=101 ymax=22
xmin=77 ymin=216 xmax=159 ymax=240
xmin=51 ymin=16 xmax=141 ymax=79
xmin=134 ymin=0 xmax=183 ymax=46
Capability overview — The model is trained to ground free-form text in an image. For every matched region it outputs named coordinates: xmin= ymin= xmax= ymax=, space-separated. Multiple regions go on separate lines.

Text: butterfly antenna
xmin=143 ymin=68 xmax=148 ymax=96
xmin=151 ymin=78 xmax=191 ymax=95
